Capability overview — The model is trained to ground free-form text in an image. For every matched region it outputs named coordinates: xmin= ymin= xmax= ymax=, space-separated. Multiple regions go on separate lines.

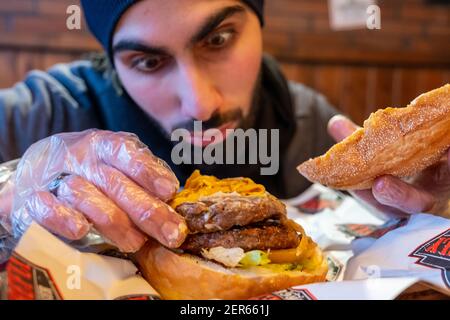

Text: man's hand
xmin=2 ymin=129 xmax=188 ymax=253
xmin=327 ymin=115 xmax=450 ymax=217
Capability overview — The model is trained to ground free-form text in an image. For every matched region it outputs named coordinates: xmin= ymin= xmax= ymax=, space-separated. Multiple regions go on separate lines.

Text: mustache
xmin=172 ymin=109 xmax=244 ymax=132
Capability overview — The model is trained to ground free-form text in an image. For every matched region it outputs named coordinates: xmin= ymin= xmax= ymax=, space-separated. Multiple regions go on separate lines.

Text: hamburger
xmin=134 ymin=170 xmax=328 ymax=300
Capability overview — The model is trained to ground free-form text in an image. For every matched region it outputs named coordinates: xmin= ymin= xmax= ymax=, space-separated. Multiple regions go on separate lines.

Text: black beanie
xmin=80 ymin=0 xmax=265 ymax=63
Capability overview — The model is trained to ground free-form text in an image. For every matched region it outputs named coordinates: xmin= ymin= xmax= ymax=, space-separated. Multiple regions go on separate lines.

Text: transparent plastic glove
xmin=0 ymin=129 xmax=188 ymax=254
xmin=0 ymin=159 xmax=19 ymax=263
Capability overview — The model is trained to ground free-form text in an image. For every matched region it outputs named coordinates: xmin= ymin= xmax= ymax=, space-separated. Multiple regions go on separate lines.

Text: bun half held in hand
xmin=134 ymin=170 xmax=328 ymax=300
xmin=298 ymin=84 xmax=450 ymax=190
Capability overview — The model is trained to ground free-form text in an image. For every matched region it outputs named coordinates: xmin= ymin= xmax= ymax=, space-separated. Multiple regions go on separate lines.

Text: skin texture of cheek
xmin=220 ymin=35 xmax=262 ymax=118
xmin=117 ymin=70 xmax=180 ymax=133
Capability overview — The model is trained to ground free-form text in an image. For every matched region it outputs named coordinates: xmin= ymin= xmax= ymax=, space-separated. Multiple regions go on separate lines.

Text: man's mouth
xmin=188 ymin=121 xmax=238 ymax=147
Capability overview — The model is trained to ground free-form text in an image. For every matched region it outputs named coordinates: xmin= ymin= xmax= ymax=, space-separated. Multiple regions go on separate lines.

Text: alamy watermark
xmin=171 ymin=121 xmax=280 ymax=176
xmin=366 ymin=5 xmax=381 ymax=30
xmin=66 ymin=265 xmax=81 ymax=290
xmin=66 ymin=5 xmax=81 ymax=30
xmin=67 ymin=3 xmax=381 ymax=31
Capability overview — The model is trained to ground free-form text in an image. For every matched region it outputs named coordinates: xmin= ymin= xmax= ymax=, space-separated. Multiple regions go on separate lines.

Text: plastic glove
xmin=0 ymin=129 xmax=188 ymax=254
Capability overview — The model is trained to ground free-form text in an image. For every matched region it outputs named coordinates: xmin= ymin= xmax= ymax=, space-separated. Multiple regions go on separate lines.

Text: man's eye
xmin=131 ymin=56 xmax=166 ymax=73
xmin=205 ymin=30 xmax=235 ymax=48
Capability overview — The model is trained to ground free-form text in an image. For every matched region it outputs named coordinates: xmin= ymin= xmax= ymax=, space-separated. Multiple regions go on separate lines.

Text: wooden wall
xmin=0 ymin=0 xmax=449 ymax=125
xmin=264 ymin=0 xmax=450 ymax=124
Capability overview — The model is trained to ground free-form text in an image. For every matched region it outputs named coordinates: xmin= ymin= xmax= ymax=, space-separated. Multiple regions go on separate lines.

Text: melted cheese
xmin=169 ymin=170 xmax=266 ymax=209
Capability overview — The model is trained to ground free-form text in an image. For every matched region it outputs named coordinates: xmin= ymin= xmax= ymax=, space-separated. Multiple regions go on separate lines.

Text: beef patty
xmin=175 ymin=193 xmax=287 ymax=234
xmin=180 ymin=221 xmax=301 ymax=254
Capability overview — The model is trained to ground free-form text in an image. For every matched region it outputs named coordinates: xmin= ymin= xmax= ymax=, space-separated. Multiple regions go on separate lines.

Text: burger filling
xmin=180 ymin=221 xmax=301 ymax=254
xmin=169 ymin=171 xmax=321 ymax=270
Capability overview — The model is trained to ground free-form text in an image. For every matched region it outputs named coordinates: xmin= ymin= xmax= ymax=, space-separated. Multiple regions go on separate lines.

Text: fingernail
xmin=122 ymin=229 xmax=146 ymax=253
xmin=373 ymin=178 xmax=386 ymax=194
xmin=161 ymin=221 xmax=186 ymax=248
xmin=328 ymin=115 xmax=354 ymax=142
xmin=328 ymin=115 xmax=351 ymax=131
xmin=328 ymin=114 xmax=347 ymax=127
xmin=373 ymin=177 xmax=403 ymax=204
xmin=68 ymin=214 xmax=90 ymax=239
xmin=153 ymin=177 xmax=178 ymax=200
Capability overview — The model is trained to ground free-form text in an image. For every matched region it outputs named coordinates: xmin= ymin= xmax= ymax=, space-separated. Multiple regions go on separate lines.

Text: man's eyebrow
xmin=112 ymin=5 xmax=245 ymax=56
xmin=112 ymin=40 xmax=171 ymax=56
xmin=189 ymin=5 xmax=246 ymax=45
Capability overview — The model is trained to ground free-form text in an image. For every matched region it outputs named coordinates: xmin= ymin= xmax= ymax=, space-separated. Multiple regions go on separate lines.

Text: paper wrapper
xmin=0 ymin=222 xmax=160 ymax=300
xmin=1 ymin=184 xmax=449 ymax=300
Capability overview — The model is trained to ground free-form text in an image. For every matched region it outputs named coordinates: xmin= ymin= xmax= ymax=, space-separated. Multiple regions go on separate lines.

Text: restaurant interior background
xmin=0 ymin=0 xmax=448 ymax=125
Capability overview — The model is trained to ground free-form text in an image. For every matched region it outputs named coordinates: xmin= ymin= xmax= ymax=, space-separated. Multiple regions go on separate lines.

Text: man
xmin=0 ymin=0 xmax=448 ymax=261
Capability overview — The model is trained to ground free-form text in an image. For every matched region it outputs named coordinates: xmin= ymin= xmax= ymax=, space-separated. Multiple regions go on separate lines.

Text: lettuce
xmin=239 ymin=250 xmax=271 ymax=267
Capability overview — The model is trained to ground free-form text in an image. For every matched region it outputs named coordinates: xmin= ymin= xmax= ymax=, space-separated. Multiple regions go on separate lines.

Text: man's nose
xmin=177 ymin=63 xmax=223 ymax=121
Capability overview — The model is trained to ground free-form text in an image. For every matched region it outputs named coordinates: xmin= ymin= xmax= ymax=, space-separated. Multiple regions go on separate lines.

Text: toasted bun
xmin=133 ymin=239 xmax=328 ymax=300
xmin=298 ymin=83 xmax=450 ymax=190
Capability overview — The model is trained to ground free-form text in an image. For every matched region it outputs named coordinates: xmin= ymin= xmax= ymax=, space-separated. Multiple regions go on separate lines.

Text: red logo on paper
xmin=338 ymin=218 xmax=408 ymax=239
xmin=409 ymin=228 xmax=450 ymax=289
xmin=295 ymin=194 xmax=343 ymax=214
xmin=6 ymin=253 xmax=62 ymax=300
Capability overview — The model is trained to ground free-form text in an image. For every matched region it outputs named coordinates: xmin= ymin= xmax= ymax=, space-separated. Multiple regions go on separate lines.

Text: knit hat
xmin=80 ymin=0 xmax=264 ymax=63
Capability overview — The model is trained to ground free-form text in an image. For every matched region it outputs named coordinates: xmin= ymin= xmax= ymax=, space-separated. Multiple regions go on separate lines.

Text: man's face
xmin=113 ymin=0 xmax=263 ymax=146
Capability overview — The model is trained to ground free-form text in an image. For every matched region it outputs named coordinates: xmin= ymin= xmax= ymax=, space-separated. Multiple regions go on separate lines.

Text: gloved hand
xmin=328 ymin=115 xmax=450 ymax=217
xmin=0 ymin=129 xmax=188 ymax=254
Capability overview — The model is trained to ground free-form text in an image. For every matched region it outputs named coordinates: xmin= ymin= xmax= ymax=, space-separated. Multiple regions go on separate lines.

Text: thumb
xmin=327 ymin=115 xmax=360 ymax=142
